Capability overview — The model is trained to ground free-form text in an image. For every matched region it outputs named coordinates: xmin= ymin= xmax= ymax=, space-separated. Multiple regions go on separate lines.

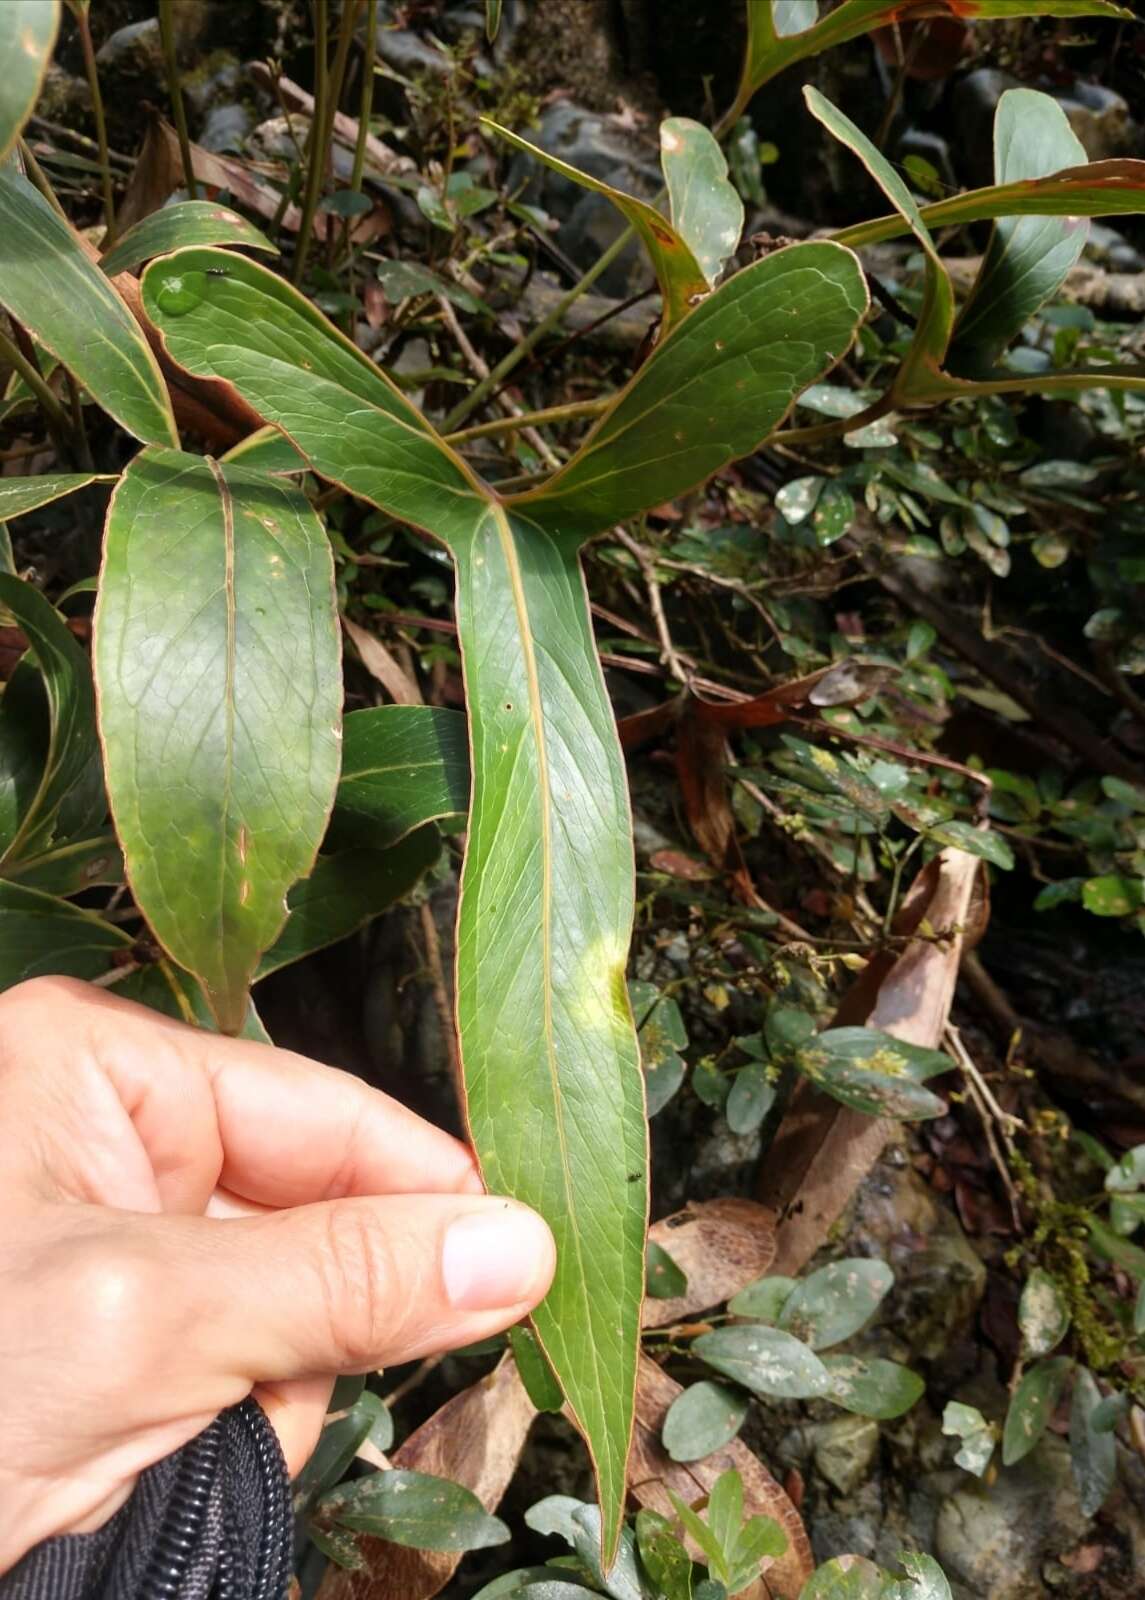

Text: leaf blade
xmin=0 ymin=0 xmax=60 ymax=163
xmin=98 ymin=200 xmax=278 ymax=277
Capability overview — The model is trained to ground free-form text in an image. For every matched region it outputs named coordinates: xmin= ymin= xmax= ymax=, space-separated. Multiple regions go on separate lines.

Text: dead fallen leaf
xmin=648 ymin=849 xmax=717 ymax=881
xmin=316 ymin=1355 xmax=536 ymax=1600
xmin=247 ymin=66 xmax=410 ymax=178
xmin=343 ymin=617 xmax=423 ymax=706
xmin=760 ymin=848 xmax=983 ymax=1276
xmin=632 ymin=1357 xmax=812 ymax=1600
xmin=643 ymin=1199 xmax=776 ymax=1329
xmin=690 ymin=662 xmax=887 ymax=730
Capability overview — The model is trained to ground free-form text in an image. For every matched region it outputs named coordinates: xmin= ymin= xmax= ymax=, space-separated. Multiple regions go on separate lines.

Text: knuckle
xmin=60 ymin=1234 xmax=158 ymax=1358
xmin=316 ymin=1205 xmax=401 ymax=1370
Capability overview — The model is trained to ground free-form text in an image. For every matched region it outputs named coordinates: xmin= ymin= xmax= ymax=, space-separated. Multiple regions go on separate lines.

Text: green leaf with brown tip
xmin=482 ymin=116 xmax=708 ymax=327
xmin=95 ymin=447 xmax=341 ymax=1032
xmin=98 ymin=199 xmax=278 ymax=278
xmin=1 ymin=0 xmax=60 ymax=163
xmin=0 ymin=168 xmax=177 ymax=445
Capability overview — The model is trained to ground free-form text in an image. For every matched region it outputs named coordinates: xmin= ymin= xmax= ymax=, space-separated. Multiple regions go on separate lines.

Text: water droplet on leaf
xmin=154 ymin=271 xmax=207 ymax=316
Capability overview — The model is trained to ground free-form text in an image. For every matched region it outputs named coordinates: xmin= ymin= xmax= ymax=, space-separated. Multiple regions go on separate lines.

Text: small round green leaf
xmin=694 ymin=1325 xmax=831 ymax=1400
xmin=728 ymin=1273 xmax=797 ymax=1322
xmin=798 ymin=1554 xmax=886 ymax=1600
xmin=662 ymin=1380 xmax=750 ymax=1463
xmin=726 ymin=1059 xmax=776 ymax=1134
xmin=321 ymin=1468 xmax=510 ymax=1551
xmin=1018 ymin=1268 xmax=1070 ymax=1357
xmin=778 ymin=1258 xmax=893 ymax=1350
xmin=822 ymin=1355 xmax=924 ymax=1420
xmin=1002 ymin=1356 xmax=1073 ymax=1466
xmin=1070 ymin=1367 xmax=1117 ymax=1517
xmin=647 ymin=1241 xmax=688 ymax=1300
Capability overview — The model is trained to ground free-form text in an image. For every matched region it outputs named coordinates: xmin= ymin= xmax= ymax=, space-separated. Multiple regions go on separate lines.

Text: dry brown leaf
xmin=316 ymin=1354 xmax=536 ymax=1600
xmin=247 ymin=66 xmax=409 ymax=177
xmin=343 ymin=617 xmax=423 ymax=705
xmin=643 ymin=1199 xmax=776 ymax=1329
xmin=631 ymin=1357 xmax=812 ymax=1600
xmin=760 ymin=848 xmax=983 ymax=1277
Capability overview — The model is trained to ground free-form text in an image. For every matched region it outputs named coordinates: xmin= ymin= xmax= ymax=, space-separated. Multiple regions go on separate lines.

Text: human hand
xmin=0 ymin=977 xmax=555 ymax=1571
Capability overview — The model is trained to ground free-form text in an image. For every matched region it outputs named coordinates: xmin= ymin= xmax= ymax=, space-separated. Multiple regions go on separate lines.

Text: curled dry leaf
xmin=631 ymin=1356 xmax=813 ymax=1600
xmin=642 ymin=1198 xmax=777 ymax=1329
xmin=342 ymin=617 xmax=424 ymax=707
xmin=316 ymin=1354 xmax=535 ymax=1600
xmin=760 ymin=848 xmax=983 ymax=1276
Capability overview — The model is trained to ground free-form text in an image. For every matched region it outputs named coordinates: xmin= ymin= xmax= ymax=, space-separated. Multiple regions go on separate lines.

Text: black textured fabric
xmin=0 ymin=1400 xmax=291 ymax=1600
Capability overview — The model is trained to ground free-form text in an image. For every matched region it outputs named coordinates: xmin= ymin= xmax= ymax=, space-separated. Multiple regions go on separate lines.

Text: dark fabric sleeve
xmin=0 ymin=1399 xmax=292 ymax=1600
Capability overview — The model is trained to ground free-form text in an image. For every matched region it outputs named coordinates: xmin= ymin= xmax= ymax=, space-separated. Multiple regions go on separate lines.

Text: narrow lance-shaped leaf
xmin=660 ymin=118 xmax=744 ymax=286
xmin=98 ymin=200 xmax=278 ymax=277
xmin=725 ymin=0 xmax=1131 ymax=128
xmin=834 ymin=157 xmax=1145 ymax=250
xmin=0 ymin=0 xmax=60 ymax=163
xmin=804 ymin=86 xmax=954 ymax=404
xmin=948 ymin=90 xmax=1088 ymax=376
xmin=482 ymin=117 xmax=708 ymax=328
xmin=0 ymin=473 xmax=115 ymax=523
xmin=140 ymin=240 xmax=867 ymax=1561
xmin=0 ymin=168 xmax=177 ymax=445
xmin=95 ymin=448 xmax=342 ymax=1032
xmin=0 ymin=573 xmax=102 ymax=867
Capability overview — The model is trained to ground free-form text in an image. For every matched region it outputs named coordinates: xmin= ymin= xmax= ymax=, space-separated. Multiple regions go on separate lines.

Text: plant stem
xmin=74 ymin=5 xmax=117 ymax=243
xmin=158 ymin=0 xmax=197 ymax=199
xmin=64 ymin=374 xmax=94 ymax=471
xmin=293 ymin=0 xmax=336 ymax=286
xmin=439 ymin=224 xmax=636 ymax=432
xmin=348 ymin=0 xmax=376 ymax=195
xmin=444 ymin=397 xmax=607 ymax=444
xmin=17 ymin=138 xmax=69 ymax=220
xmin=0 ymin=324 xmax=75 ymax=451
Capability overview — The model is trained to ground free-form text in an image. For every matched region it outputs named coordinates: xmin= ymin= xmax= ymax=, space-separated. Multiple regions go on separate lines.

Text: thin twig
xmin=74 ymin=3 xmax=117 ymax=242
xmin=611 ymin=525 xmax=689 ymax=684
xmin=292 ymin=0 xmax=331 ymax=284
xmin=445 ymin=397 xmax=607 ymax=445
xmin=159 ymin=0 xmax=197 ymax=199
xmin=945 ymin=1022 xmax=1025 ymax=1229
xmin=437 ymin=298 xmax=561 ymax=470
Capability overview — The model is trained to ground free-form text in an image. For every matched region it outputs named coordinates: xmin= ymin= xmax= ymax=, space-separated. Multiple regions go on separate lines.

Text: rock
xmin=934 ymin=1436 xmax=1089 ymax=1600
xmin=847 ymin=1152 xmax=987 ymax=1363
xmin=813 ymin=1417 xmax=880 ymax=1496
xmin=1085 ymin=223 xmax=1145 ymax=274
xmin=1054 ymin=83 xmax=1139 ymax=162
xmin=95 ymin=18 xmax=165 ymax=82
xmin=950 ymin=68 xmax=1021 ymax=188
xmin=510 ymin=102 xmax=661 ymax=293
xmin=34 ymin=64 xmax=92 ymax=126
xmin=198 ymin=101 xmax=251 ymax=155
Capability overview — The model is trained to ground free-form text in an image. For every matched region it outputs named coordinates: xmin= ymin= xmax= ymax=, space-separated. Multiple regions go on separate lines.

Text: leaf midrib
xmin=206 ymin=457 xmax=237 ymax=971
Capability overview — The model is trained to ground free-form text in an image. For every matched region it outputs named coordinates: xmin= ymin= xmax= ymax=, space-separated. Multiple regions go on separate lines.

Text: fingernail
xmin=442 ymin=1203 xmax=554 ymax=1310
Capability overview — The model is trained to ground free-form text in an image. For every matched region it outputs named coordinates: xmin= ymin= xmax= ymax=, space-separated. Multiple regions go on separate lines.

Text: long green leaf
xmin=256 ymin=828 xmax=441 ymax=978
xmin=0 ymin=877 xmax=129 ymax=989
xmin=0 ymin=573 xmax=101 ymax=867
xmin=139 ymin=240 xmax=866 ymax=1559
xmin=948 ymin=90 xmax=1088 ymax=375
xmin=834 ymin=157 xmax=1145 ymax=250
xmin=804 ymin=87 xmax=954 ymax=403
xmin=727 ymin=0 xmax=1131 ymax=127
xmin=330 ymin=705 xmax=469 ymax=849
xmin=0 ymin=168 xmax=177 ymax=445
xmin=0 ymin=0 xmax=60 ymax=163
xmin=0 ymin=473 xmax=114 ymax=522
xmin=98 ymin=199 xmax=277 ymax=277
xmin=482 ymin=118 xmax=708 ymax=328
xmin=95 ymin=447 xmax=341 ymax=1032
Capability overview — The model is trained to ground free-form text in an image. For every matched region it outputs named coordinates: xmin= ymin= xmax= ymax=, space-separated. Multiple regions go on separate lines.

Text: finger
xmin=0 ymin=978 xmax=480 ymax=1211
xmin=146 ymin=1194 xmax=554 ymax=1387
xmin=254 ymin=1376 xmax=334 ymax=1477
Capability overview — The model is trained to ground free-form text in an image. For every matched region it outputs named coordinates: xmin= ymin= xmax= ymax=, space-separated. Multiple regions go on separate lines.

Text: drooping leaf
xmin=0 ymin=573 xmax=101 ymax=867
xmin=948 ymin=90 xmax=1088 ymax=376
xmin=329 ymin=705 xmax=469 ymax=850
xmin=1018 ymin=1268 xmax=1070 ymax=1357
xmin=941 ymin=1400 xmax=996 ymax=1477
xmin=821 ymin=1354 xmax=924 ymax=1420
xmin=1002 ymin=1356 xmax=1073 ymax=1466
xmin=662 ymin=1380 xmax=749 ymax=1464
xmin=0 ymin=0 xmax=60 ymax=163
xmin=660 ymin=117 xmax=744 ymax=286
xmin=804 ymin=87 xmax=954 ymax=404
xmin=319 ymin=1469 xmax=510 ymax=1551
xmin=0 ymin=878 xmax=129 ymax=990
xmin=98 ymin=200 xmax=278 ymax=277
xmin=792 ymin=1027 xmax=950 ymax=1120
xmin=483 ymin=117 xmax=709 ymax=328
xmin=694 ymin=1324 xmax=831 ymax=1400
xmin=256 ymin=830 xmax=441 ymax=979
xmin=777 ymin=1258 xmax=893 ymax=1350
xmin=0 ymin=168 xmax=177 ymax=445
xmin=0 ymin=473 xmax=115 ymax=523
xmin=141 ymin=238 xmax=867 ymax=1562
xmin=1069 ymin=1367 xmax=1117 ymax=1517
xmin=95 ymin=448 xmax=341 ymax=1032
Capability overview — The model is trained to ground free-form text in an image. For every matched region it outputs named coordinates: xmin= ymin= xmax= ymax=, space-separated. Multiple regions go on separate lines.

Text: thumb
xmin=155 ymin=1193 xmax=556 ymax=1385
